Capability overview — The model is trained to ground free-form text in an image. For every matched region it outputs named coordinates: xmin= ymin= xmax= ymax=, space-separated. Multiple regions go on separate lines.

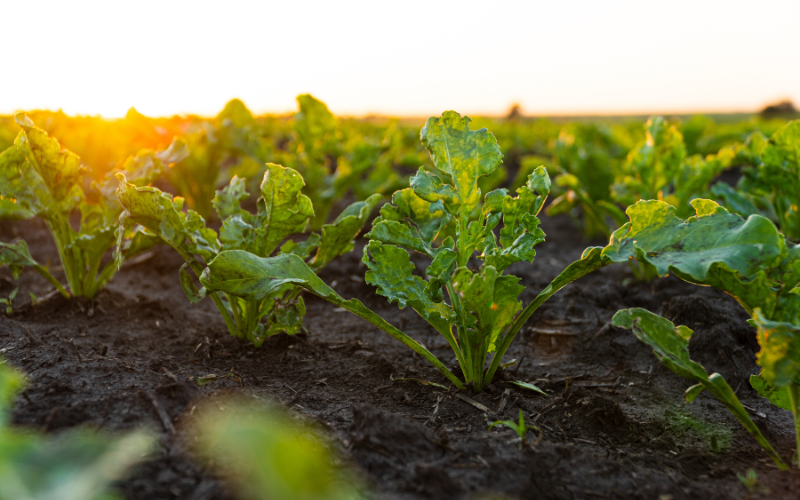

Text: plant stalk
xmin=789 ymin=383 xmax=800 ymax=468
xmin=321 ymin=292 xmax=465 ymax=390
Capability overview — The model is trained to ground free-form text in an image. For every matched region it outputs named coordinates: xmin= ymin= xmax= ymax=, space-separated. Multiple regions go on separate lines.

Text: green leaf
xmin=750 ymin=373 xmax=792 ymax=411
xmin=752 ymin=310 xmax=800 ymax=388
xmin=612 ymin=308 xmax=707 ymax=381
xmin=311 ymin=193 xmax=380 ymax=269
xmin=480 ymin=167 xmax=550 ymax=272
xmin=612 ymin=307 xmax=787 ymax=469
xmin=603 ymin=200 xmax=784 ymax=315
xmin=14 ymin=113 xmax=84 ymax=212
xmin=116 ymin=174 xmax=220 ymax=262
xmin=213 ymin=175 xmax=249 ymax=220
xmin=179 ymin=263 xmax=207 ymax=304
xmin=295 ymin=94 xmax=337 ymax=156
xmin=684 ymin=383 xmax=705 ymax=403
xmin=390 ymin=376 xmax=448 ymax=389
xmin=192 ymin=400 xmax=362 ymax=500
xmin=281 ymin=233 xmax=320 ymax=260
xmin=362 ymin=241 xmax=454 ymax=334
xmin=0 ymin=428 xmax=155 ymax=500
xmin=620 ymin=116 xmax=686 ymax=202
xmin=508 ymin=380 xmax=548 ymax=396
xmin=201 ymin=249 xmax=464 ymax=389
xmin=0 ymin=240 xmax=39 ymax=279
xmin=419 ymin=111 xmax=503 ymax=212
xmin=367 ymin=187 xmax=449 ymax=256
xmin=0 ymin=360 xmax=25 ymax=424
xmin=452 ymin=266 xmax=524 ymax=352
xmin=253 ymin=163 xmax=314 ymax=256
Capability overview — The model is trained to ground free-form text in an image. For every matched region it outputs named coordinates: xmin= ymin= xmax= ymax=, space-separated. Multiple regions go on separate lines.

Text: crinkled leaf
xmin=311 ymin=193 xmax=380 ymax=269
xmin=14 ymin=113 xmax=84 ymax=212
xmin=253 ymin=163 xmax=314 ymax=256
xmin=213 ymin=175 xmax=250 ymax=221
xmin=116 ymin=174 xmax=220 ymax=262
xmin=367 ymin=188 xmax=449 ymax=256
xmin=479 ymin=167 xmax=550 ymax=272
xmin=362 ymin=241 xmax=454 ymax=334
xmin=409 ymin=167 xmax=461 ymax=214
xmin=752 ymin=310 xmax=800 ymax=388
xmin=452 ymin=266 xmax=524 ymax=352
xmin=603 ymin=200 xmax=784 ymax=315
xmin=281 ymin=233 xmax=320 ymax=260
xmin=750 ymin=373 xmax=792 ymax=411
xmin=420 ymin=111 xmax=503 ymax=212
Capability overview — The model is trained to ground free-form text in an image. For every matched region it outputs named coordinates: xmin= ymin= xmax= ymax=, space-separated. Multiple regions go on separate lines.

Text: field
xmin=1 ymin=98 xmax=799 ymax=500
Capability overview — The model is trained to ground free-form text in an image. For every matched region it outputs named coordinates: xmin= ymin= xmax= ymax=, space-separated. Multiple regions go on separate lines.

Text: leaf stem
xmin=484 ymin=250 xmax=610 ymax=386
xmin=789 ymin=383 xmax=800 ymax=468
xmin=169 ymin=242 xmax=239 ymax=339
xmin=32 ymin=264 xmax=70 ymax=299
xmin=322 ymin=292 xmax=465 ymax=390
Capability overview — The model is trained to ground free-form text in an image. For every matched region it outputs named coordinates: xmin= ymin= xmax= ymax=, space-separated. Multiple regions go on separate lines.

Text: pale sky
xmin=2 ymin=0 xmax=798 ymax=118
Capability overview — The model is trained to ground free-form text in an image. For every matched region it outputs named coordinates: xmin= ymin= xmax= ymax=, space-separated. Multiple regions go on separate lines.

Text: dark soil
xmin=2 ymin=213 xmax=800 ymax=500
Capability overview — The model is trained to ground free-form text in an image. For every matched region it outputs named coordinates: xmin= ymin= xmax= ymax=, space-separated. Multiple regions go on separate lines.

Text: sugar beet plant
xmin=712 ymin=121 xmax=800 ymax=241
xmin=116 ymin=163 xmax=379 ymax=346
xmin=200 ymin=112 xmax=614 ymax=392
xmin=604 ymin=198 xmax=800 ymax=468
xmin=0 ymin=113 xmax=188 ymax=299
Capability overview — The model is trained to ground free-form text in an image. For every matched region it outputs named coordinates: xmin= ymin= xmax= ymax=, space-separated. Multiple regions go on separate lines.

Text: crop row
xmin=0 ymin=101 xmax=798 ymax=497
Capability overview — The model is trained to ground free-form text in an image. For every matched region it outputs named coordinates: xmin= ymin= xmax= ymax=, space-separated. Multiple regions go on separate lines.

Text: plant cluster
xmin=0 ymin=113 xmax=188 ymax=299
xmin=0 ymin=104 xmax=799 ymax=476
xmin=117 ymin=162 xmax=379 ymax=346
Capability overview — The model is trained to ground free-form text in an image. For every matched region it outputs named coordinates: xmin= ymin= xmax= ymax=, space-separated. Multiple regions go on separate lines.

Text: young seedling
xmin=0 ymin=288 xmax=17 ymax=315
xmin=488 ymin=409 xmax=537 ymax=449
xmin=117 ymin=164 xmax=379 ymax=345
xmin=737 ymin=469 xmax=764 ymax=495
xmin=0 ymin=113 xmax=188 ymax=298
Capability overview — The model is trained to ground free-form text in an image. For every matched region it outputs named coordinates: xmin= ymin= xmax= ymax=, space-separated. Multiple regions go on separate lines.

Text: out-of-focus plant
xmin=0 ymin=288 xmax=17 ymax=315
xmin=488 ymin=409 xmax=537 ymax=450
xmin=191 ymin=397 xmax=365 ymax=500
xmin=0 ymin=113 xmax=188 ymax=298
xmin=168 ymin=99 xmax=276 ymax=219
xmin=0 ymin=359 xmax=155 ymax=500
xmin=712 ymin=121 xmax=800 ymax=241
xmin=117 ymin=164 xmax=378 ymax=346
xmin=547 ymin=124 xmax=633 ymax=238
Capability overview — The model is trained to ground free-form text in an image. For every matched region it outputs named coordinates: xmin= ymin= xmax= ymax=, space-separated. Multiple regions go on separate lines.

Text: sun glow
xmin=1 ymin=0 xmax=798 ymax=118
